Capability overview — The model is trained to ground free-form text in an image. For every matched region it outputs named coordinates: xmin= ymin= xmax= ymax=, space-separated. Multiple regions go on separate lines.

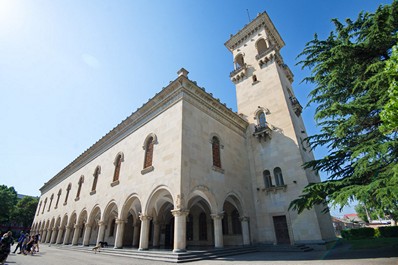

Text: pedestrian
xmin=34 ymin=234 xmax=40 ymax=252
xmin=21 ymin=233 xmax=30 ymax=255
xmin=12 ymin=231 xmax=26 ymax=254
xmin=0 ymin=231 xmax=14 ymax=265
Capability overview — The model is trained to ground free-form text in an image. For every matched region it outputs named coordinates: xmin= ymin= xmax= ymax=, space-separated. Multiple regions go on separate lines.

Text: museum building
xmin=31 ymin=11 xmax=335 ymax=252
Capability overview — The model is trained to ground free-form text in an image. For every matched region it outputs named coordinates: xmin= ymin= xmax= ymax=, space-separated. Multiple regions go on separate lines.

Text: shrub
xmin=341 ymin=227 xmax=375 ymax=239
xmin=378 ymin=226 xmax=398 ymax=237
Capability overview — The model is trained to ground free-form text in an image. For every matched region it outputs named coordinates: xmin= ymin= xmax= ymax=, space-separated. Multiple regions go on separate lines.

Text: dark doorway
xmin=273 ymin=215 xmax=290 ymax=244
xmin=164 ymin=218 xmax=174 ymax=248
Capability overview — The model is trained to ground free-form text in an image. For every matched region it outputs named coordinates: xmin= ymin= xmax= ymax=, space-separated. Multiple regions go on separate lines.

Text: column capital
xmin=139 ymin=215 xmax=152 ymax=222
xmin=115 ymin=218 xmax=126 ymax=224
xmin=85 ymin=224 xmax=92 ymax=228
xmin=98 ymin=221 xmax=106 ymax=226
xmin=211 ymin=212 xmax=224 ymax=220
xmin=171 ymin=209 xmax=189 ymax=217
xmin=239 ymin=216 xmax=249 ymax=222
xmin=74 ymin=224 xmax=82 ymax=229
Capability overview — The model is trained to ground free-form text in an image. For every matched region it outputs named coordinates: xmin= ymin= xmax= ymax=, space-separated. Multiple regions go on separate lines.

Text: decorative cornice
xmin=225 ymin=11 xmax=285 ymax=52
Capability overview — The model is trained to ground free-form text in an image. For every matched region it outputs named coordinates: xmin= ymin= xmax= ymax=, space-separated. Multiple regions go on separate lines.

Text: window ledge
xmin=90 ymin=190 xmax=96 ymax=195
xmin=212 ymin=166 xmax=225 ymax=174
xmin=252 ymin=80 xmax=260 ymax=85
xmin=110 ymin=180 xmax=120 ymax=187
xmin=141 ymin=166 xmax=154 ymax=175
xmin=262 ymin=185 xmax=287 ymax=193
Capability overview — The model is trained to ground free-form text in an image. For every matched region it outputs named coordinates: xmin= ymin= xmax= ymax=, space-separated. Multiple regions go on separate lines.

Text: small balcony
xmin=230 ymin=64 xmax=247 ymax=83
xmin=290 ymin=97 xmax=302 ymax=117
xmin=253 ymin=123 xmax=272 ymax=142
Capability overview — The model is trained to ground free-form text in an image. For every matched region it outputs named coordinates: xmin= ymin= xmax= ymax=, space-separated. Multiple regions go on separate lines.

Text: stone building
xmin=31 ymin=11 xmax=335 ymax=252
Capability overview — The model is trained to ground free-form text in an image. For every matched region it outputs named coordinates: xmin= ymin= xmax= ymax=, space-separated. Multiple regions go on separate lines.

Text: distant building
xmin=31 ymin=11 xmax=335 ymax=252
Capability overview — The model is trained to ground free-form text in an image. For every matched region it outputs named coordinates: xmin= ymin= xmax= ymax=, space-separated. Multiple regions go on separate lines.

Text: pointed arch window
xmin=64 ymin=183 xmax=71 ymax=205
xmin=48 ymin=194 xmax=54 ymax=212
xmin=42 ymin=198 xmax=47 ymax=214
xmin=37 ymin=201 xmax=42 ymax=216
xmin=112 ymin=153 xmax=124 ymax=186
xmin=263 ymin=170 xmax=273 ymax=188
xmin=258 ymin=112 xmax=266 ymax=128
xmin=144 ymin=136 xmax=154 ymax=169
xmin=212 ymin=136 xmax=222 ymax=169
xmin=75 ymin=175 xmax=84 ymax=200
xmin=91 ymin=166 xmax=100 ymax=194
xmin=274 ymin=167 xmax=285 ymax=186
xmin=55 ymin=189 xmax=61 ymax=209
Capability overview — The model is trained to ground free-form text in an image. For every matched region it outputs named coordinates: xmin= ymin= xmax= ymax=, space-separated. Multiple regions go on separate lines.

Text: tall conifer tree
xmin=289 ymin=1 xmax=398 ymax=222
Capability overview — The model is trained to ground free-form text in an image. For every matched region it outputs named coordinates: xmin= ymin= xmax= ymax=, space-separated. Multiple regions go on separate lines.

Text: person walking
xmin=12 ymin=231 xmax=25 ymax=254
xmin=0 ymin=231 xmax=14 ymax=265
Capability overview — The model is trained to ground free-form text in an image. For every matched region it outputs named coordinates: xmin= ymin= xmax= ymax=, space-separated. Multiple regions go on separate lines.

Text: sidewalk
xmin=4 ymin=243 xmax=398 ymax=265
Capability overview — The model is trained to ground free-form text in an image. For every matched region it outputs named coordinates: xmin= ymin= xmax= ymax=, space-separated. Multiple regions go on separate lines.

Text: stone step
xmin=53 ymin=245 xmax=258 ymax=263
xmin=257 ymin=244 xmax=314 ymax=252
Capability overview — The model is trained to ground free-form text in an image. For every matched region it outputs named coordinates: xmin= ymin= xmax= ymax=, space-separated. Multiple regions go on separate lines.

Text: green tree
xmin=380 ymin=45 xmax=398 ymax=134
xmin=289 ymin=1 xmax=398 ymax=223
xmin=0 ymin=185 xmax=18 ymax=225
xmin=11 ymin=196 xmax=39 ymax=228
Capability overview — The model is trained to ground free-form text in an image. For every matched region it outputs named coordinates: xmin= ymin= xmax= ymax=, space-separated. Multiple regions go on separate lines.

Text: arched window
xmin=256 ymin=38 xmax=268 ymax=55
xmin=64 ymin=183 xmax=71 ymax=205
xmin=55 ymin=189 xmax=61 ymax=209
xmin=252 ymin=75 xmax=258 ymax=83
xmin=37 ymin=201 xmax=42 ymax=216
xmin=42 ymin=198 xmax=47 ymax=214
xmin=234 ymin=54 xmax=245 ymax=69
xmin=199 ymin=212 xmax=207 ymax=240
xmin=231 ymin=210 xmax=242 ymax=234
xmin=263 ymin=170 xmax=273 ymax=188
xmin=258 ymin=112 xmax=266 ymax=128
xmin=92 ymin=166 xmax=100 ymax=192
xmin=76 ymin=175 xmax=84 ymax=199
xmin=48 ymin=194 xmax=54 ymax=212
xmin=212 ymin=136 xmax=222 ymax=168
xmin=113 ymin=153 xmax=123 ymax=182
xmin=144 ymin=137 xmax=154 ymax=169
xmin=274 ymin=167 xmax=285 ymax=186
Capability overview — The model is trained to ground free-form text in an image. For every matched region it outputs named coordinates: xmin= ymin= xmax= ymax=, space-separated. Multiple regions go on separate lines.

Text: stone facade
xmin=31 ymin=11 xmax=335 ymax=252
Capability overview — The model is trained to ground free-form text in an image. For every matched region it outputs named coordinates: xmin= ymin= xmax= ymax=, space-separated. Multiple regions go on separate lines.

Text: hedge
xmin=378 ymin=226 xmax=398 ymax=237
xmin=341 ymin=227 xmax=375 ymax=239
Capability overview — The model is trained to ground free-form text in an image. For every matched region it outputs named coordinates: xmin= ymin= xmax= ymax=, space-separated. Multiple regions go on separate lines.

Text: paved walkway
xmin=4 ymin=244 xmax=398 ymax=265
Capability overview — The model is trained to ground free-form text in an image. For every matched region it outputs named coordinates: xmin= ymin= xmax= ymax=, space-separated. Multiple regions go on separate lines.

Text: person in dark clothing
xmin=0 ymin=231 xmax=14 ymax=265
xmin=13 ymin=231 xmax=25 ymax=254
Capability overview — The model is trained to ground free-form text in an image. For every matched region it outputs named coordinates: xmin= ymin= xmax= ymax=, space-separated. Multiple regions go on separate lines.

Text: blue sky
xmin=0 ymin=0 xmax=392 ymax=217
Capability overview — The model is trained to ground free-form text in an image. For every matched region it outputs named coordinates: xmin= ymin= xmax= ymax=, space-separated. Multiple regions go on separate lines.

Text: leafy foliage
xmin=289 ymin=2 xmax=398 ymax=219
xmin=0 ymin=185 xmax=18 ymax=225
xmin=341 ymin=227 xmax=375 ymax=239
xmin=11 ymin=196 xmax=39 ymax=228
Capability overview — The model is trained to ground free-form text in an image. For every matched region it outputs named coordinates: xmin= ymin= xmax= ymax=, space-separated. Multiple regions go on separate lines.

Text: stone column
xmin=96 ymin=221 xmax=106 ymax=246
xmin=114 ymin=219 xmax=126 ymax=249
xmin=71 ymin=225 xmax=81 ymax=245
xmin=172 ymin=209 xmax=189 ymax=252
xmin=152 ymin=221 xmax=160 ymax=248
xmin=45 ymin=228 xmax=52 ymax=243
xmin=82 ymin=224 xmax=92 ymax=246
xmin=63 ymin=226 xmax=72 ymax=245
xmin=138 ymin=215 xmax=152 ymax=251
xmin=50 ymin=228 xmax=58 ymax=244
xmin=211 ymin=213 xmax=224 ymax=248
xmin=132 ymin=223 xmax=140 ymax=247
xmin=56 ymin=227 xmax=64 ymax=244
xmin=240 ymin=216 xmax=250 ymax=245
